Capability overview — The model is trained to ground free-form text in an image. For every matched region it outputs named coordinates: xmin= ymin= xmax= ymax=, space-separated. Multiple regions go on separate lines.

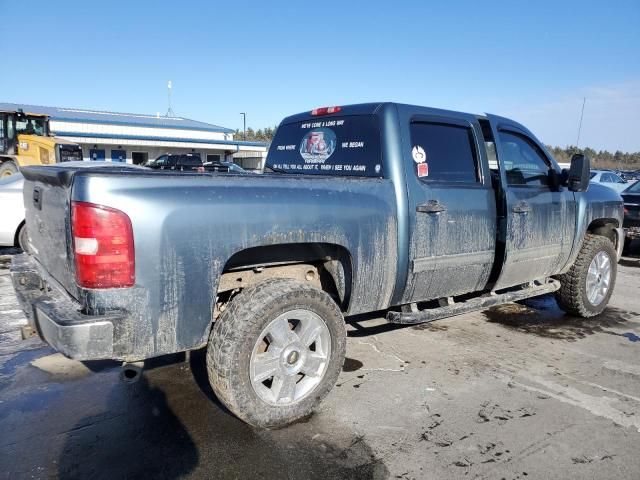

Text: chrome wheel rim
xmin=586 ymin=250 xmax=612 ymax=306
xmin=250 ymin=309 xmax=331 ymax=406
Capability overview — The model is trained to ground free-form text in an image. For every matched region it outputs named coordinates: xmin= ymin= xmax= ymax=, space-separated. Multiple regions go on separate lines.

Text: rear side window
xmin=266 ymin=115 xmax=382 ymax=177
xmin=409 ymin=122 xmax=479 ymax=183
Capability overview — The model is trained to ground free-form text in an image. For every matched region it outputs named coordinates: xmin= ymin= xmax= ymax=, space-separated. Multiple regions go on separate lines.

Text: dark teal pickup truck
xmin=12 ymin=103 xmax=624 ymax=427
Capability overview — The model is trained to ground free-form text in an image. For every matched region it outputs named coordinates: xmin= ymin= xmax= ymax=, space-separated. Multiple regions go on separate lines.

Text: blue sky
xmin=1 ymin=0 xmax=638 ymax=151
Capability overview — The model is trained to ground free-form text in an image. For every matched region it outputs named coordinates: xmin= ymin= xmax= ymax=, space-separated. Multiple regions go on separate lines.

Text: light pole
xmin=240 ymin=112 xmax=246 ymax=140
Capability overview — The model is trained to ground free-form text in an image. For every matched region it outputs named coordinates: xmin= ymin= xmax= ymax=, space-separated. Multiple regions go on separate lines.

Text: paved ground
xmin=1 ymin=244 xmax=639 ymax=480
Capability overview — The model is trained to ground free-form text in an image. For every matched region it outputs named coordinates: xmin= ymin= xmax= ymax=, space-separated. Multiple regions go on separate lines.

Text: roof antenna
xmin=166 ymin=80 xmax=175 ymax=117
xmin=576 ymin=97 xmax=586 ymax=149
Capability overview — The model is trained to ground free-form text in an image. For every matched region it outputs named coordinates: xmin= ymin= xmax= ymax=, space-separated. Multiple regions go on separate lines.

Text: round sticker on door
xmin=412 ymin=145 xmax=426 ymax=163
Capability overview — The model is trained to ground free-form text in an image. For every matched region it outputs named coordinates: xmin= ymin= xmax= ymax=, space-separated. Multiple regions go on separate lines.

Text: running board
xmin=387 ymin=279 xmax=561 ymax=325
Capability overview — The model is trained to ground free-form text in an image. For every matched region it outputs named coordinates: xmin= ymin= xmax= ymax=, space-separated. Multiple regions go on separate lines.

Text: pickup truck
xmin=11 ymin=102 xmax=624 ymax=428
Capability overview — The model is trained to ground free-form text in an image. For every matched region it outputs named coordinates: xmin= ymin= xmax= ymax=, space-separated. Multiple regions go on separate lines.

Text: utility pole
xmin=576 ymin=97 xmax=586 ymax=149
xmin=240 ymin=112 xmax=246 ymax=140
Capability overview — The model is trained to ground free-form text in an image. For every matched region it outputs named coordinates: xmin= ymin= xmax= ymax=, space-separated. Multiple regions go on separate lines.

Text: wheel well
xmin=217 ymin=243 xmax=353 ymax=313
xmin=587 ymin=218 xmax=618 ymax=245
xmin=13 ymin=221 xmax=25 ymax=247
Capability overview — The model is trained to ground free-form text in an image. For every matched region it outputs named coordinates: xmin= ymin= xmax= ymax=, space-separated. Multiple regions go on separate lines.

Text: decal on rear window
xmin=266 ymin=115 xmax=382 ymax=177
xmin=300 ymin=128 xmax=336 ymax=163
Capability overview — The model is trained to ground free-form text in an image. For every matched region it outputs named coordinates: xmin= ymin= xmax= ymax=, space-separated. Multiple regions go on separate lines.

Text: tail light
xmin=72 ymin=201 xmax=135 ymax=288
xmin=311 ymin=106 xmax=342 ymax=116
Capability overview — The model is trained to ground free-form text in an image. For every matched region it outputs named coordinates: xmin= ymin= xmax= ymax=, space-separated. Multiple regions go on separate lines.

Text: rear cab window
xmin=409 ymin=122 xmax=480 ymax=183
xmin=266 ymin=115 xmax=382 ymax=177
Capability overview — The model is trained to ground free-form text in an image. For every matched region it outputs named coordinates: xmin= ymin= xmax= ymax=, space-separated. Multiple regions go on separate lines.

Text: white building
xmin=1 ymin=103 xmax=268 ymax=170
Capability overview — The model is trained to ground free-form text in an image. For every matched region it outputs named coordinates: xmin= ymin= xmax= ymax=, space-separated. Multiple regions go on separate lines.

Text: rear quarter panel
xmin=73 ymin=172 xmax=398 ymax=359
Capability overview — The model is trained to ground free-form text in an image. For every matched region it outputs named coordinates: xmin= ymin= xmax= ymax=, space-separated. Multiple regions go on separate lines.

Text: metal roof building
xmin=0 ymin=102 xmax=267 ymax=169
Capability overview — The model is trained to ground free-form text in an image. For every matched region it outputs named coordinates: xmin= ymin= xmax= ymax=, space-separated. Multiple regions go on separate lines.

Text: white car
xmin=0 ymin=173 xmax=27 ymax=250
xmin=590 ymin=170 xmax=629 ymax=194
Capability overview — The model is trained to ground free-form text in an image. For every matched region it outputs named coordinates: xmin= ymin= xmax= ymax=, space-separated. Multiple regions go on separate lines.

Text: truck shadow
xmin=483 ymin=294 xmax=640 ymax=341
xmin=52 ymin=353 xmax=387 ymax=480
xmin=56 ymin=374 xmax=199 ymax=480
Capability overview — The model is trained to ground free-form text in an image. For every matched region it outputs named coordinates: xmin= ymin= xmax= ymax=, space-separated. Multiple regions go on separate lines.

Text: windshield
xmin=16 ymin=116 xmax=46 ymax=136
xmin=590 ymin=172 xmax=598 ymax=179
xmin=266 ymin=114 xmax=382 ymax=177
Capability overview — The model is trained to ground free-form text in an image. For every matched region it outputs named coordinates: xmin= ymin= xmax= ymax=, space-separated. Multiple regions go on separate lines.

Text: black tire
xmin=555 ymin=234 xmax=617 ymax=317
xmin=207 ymin=278 xmax=346 ymax=428
xmin=17 ymin=224 xmax=29 ymax=253
xmin=0 ymin=160 xmax=19 ymax=177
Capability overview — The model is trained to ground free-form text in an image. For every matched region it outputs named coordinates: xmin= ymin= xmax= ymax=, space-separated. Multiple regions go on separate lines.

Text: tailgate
xmin=21 ymin=166 xmax=78 ymax=298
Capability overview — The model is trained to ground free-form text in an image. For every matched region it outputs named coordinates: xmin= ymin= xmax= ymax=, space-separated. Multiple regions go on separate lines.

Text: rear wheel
xmin=0 ymin=160 xmax=18 ymax=177
xmin=206 ymin=278 xmax=346 ymax=428
xmin=555 ymin=234 xmax=617 ymax=317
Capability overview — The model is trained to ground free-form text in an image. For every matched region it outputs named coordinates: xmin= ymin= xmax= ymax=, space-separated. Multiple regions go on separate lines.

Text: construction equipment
xmin=0 ymin=108 xmax=83 ymax=177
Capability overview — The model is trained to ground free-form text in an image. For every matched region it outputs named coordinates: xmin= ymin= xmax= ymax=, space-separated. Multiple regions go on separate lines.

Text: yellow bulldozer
xmin=0 ymin=107 xmax=83 ymax=177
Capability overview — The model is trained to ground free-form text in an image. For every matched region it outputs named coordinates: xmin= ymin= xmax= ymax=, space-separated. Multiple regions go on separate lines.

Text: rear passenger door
xmin=491 ymin=124 xmax=576 ymax=289
xmin=401 ymin=116 xmax=497 ymax=304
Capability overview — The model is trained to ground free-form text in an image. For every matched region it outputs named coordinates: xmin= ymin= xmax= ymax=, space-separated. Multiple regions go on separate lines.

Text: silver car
xmin=0 ymin=173 xmax=26 ymax=250
xmin=590 ymin=170 xmax=629 ymax=194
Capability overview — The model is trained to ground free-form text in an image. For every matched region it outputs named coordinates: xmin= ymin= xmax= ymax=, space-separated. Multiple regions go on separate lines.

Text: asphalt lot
xmin=1 ymin=244 xmax=639 ymax=480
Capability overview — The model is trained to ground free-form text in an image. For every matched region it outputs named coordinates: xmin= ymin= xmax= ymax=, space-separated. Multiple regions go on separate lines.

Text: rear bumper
xmin=10 ymin=253 xmax=122 ymax=360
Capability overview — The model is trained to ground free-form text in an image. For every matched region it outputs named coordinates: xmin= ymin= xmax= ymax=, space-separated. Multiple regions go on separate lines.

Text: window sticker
xmin=417 ymin=162 xmax=429 ymax=177
xmin=412 ymin=145 xmax=426 ymax=164
xmin=300 ymin=128 xmax=337 ymax=163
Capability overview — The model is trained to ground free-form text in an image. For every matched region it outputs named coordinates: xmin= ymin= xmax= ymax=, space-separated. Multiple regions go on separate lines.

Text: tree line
xmin=233 ymin=127 xmax=276 ymax=143
xmin=546 ymin=146 xmax=640 ymax=170
xmin=234 ymin=128 xmax=639 ymax=170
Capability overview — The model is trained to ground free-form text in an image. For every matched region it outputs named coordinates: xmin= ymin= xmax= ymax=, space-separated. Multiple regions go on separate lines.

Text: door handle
xmin=512 ymin=202 xmax=531 ymax=214
xmin=417 ymin=200 xmax=446 ymax=214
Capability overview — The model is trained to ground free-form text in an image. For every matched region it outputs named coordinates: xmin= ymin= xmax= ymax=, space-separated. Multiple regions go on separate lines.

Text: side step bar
xmin=387 ymin=279 xmax=561 ymax=325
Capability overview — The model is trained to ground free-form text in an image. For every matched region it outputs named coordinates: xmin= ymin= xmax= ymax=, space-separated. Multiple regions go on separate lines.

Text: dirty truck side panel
xmin=71 ymin=173 xmax=398 ymax=359
xmin=395 ymin=105 xmax=498 ymax=303
xmin=487 ymin=115 xmax=577 ymax=289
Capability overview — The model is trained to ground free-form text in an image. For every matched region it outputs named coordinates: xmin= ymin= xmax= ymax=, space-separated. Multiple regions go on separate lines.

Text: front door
xmin=491 ymin=123 xmax=576 ymax=289
xmin=401 ymin=116 xmax=497 ymax=304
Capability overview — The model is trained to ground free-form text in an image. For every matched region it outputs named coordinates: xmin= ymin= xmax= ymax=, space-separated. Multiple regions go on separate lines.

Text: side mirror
xmin=565 ymin=153 xmax=590 ymax=192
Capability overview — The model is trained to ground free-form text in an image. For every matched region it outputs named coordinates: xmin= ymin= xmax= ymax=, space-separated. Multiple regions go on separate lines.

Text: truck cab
xmin=0 ymin=108 xmax=83 ymax=176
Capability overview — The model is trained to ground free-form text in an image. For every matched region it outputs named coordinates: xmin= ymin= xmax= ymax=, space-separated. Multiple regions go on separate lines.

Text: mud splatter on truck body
xmin=13 ymin=102 xmax=624 ymax=364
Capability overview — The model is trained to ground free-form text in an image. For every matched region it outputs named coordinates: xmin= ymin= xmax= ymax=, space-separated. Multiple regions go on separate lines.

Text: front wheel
xmin=206 ymin=278 xmax=346 ymax=428
xmin=555 ymin=234 xmax=617 ymax=317
xmin=0 ymin=160 xmax=19 ymax=177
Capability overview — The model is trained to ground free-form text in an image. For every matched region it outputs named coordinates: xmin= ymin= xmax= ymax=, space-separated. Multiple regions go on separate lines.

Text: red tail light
xmin=72 ymin=201 xmax=135 ymax=288
xmin=311 ymin=106 xmax=342 ymax=116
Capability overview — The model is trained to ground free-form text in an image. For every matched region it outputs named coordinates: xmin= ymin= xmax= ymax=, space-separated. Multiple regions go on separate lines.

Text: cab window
xmin=499 ymin=131 xmax=550 ymax=187
xmin=15 ymin=117 xmax=45 ymax=136
xmin=409 ymin=122 xmax=480 ymax=183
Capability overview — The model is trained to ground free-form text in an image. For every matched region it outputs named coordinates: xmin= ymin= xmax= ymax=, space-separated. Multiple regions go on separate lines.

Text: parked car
xmin=620 ymin=170 xmax=640 ymax=182
xmin=0 ymin=173 xmax=27 ymax=250
xmin=146 ymin=153 xmax=203 ymax=171
xmin=590 ymin=169 xmax=629 ymax=193
xmin=622 ymin=180 xmax=640 ymax=251
xmin=12 ymin=102 xmax=624 ymax=428
xmin=201 ymin=161 xmax=247 ymax=173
